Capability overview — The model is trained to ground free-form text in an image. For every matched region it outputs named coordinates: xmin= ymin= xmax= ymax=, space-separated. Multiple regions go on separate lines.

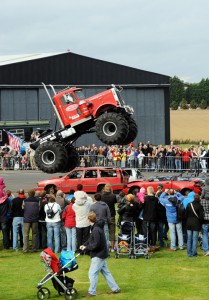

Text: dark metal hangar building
xmin=0 ymin=51 xmax=170 ymax=146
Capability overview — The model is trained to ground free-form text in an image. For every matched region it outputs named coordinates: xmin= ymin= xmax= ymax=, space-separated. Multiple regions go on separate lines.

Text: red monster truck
xmin=30 ymin=83 xmax=137 ymax=173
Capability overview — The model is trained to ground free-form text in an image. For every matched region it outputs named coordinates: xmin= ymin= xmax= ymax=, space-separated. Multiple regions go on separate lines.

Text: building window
xmin=9 ymin=129 xmax=25 ymax=139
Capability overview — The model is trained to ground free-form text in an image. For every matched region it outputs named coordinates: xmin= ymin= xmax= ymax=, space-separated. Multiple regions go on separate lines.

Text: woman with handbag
xmin=185 ymin=194 xmax=204 ymax=257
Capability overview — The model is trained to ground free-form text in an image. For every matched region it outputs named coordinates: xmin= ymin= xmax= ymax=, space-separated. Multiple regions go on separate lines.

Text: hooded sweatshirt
xmin=159 ymin=192 xmax=184 ymax=223
xmin=182 ymin=191 xmax=195 ymax=209
xmin=73 ymin=197 xmax=93 ymax=228
xmin=84 ymin=219 xmax=108 ymax=259
xmin=90 ymin=201 xmax=111 ymax=223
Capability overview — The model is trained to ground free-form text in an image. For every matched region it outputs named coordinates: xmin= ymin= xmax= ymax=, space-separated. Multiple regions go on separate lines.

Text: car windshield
xmin=75 ymin=90 xmax=85 ymax=100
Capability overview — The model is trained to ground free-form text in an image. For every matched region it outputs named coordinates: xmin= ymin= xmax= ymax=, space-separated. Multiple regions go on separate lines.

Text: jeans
xmin=60 ymin=221 xmax=67 ymax=250
xmin=37 ymin=222 xmax=47 ymax=249
xmin=65 ymin=227 xmax=77 ymax=252
xmin=158 ymin=221 xmax=169 ymax=246
xmin=104 ymin=223 xmax=109 ymax=250
xmin=202 ymin=223 xmax=209 ymax=253
xmin=13 ymin=217 xmax=24 ymax=250
xmin=187 ymin=230 xmax=199 ymax=257
xmin=175 ymin=159 xmax=181 ymax=171
xmin=168 ymin=222 xmax=184 ymax=250
xmin=47 ymin=221 xmax=61 ymax=253
xmin=88 ymin=257 xmax=120 ymax=295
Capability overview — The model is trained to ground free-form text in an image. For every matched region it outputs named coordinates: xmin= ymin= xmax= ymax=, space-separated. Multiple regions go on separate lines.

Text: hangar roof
xmin=0 ymin=51 xmax=170 ymax=85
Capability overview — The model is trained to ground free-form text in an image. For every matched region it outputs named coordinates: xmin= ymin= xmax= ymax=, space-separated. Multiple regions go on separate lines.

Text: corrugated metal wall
xmin=0 ymin=86 xmax=167 ymax=146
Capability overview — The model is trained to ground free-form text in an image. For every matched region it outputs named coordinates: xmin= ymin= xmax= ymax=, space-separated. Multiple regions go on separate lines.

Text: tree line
xmin=170 ymin=76 xmax=209 ymax=110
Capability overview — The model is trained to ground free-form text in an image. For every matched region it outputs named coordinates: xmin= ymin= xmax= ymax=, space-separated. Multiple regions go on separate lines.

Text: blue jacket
xmin=159 ymin=192 xmax=184 ymax=223
xmin=182 ymin=191 xmax=195 ymax=209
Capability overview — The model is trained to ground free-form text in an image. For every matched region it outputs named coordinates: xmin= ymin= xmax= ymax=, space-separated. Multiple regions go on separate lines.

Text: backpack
xmin=176 ymin=201 xmax=185 ymax=221
xmin=46 ymin=203 xmax=57 ymax=219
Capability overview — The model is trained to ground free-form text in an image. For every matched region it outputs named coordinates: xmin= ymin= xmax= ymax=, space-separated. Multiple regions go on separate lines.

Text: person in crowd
xmin=127 ymin=147 xmax=135 ymax=168
xmin=118 ymin=193 xmax=140 ymax=224
xmin=200 ymin=178 xmax=209 ymax=256
xmin=182 ymin=148 xmax=191 ymax=171
xmin=44 ymin=194 xmax=61 ymax=253
xmin=37 ymin=190 xmax=48 ymax=250
xmin=199 ymin=146 xmax=207 ymax=173
xmin=120 ymin=148 xmax=127 ymax=168
xmin=22 ymin=188 xmax=40 ymax=253
xmin=156 ymin=184 xmax=169 ymax=247
xmin=6 ymin=189 xmax=14 ymax=247
xmin=73 ymin=184 xmax=93 ymax=251
xmin=137 ymin=150 xmax=145 ymax=170
xmin=159 ymin=189 xmax=184 ymax=251
xmin=80 ymin=212 xmax=120 ymax=297
xmin=135 ymin=187 xmax=146 ymax=234
xmin=185 ymin=194 xmax=204 ymax=257
xmin=174 ymin=147 xmax=182 ymax=171
xmin=56 ymin=190 xmax=67 ymax=250
xmin=0 ymin=178 xmax=10 ymax=249
xmin=141 ymin=186 xmax=159 ymax=250
xmin=11 ymin=189 xmax=26 ymax=251
xmin=65 ymin=189 xmax=75 ymax=202
xmin=106 ymin=146 xmax=113 ymax=166
xmin=28 ymin=147 xmax=36 ymax=170
xmin=62 ymin=197 xmax=76 ymax=252
xmin=90 ymin=193 xmax=111 ymax=250
xmin=101 ymin=184 xmax=117 ymax=252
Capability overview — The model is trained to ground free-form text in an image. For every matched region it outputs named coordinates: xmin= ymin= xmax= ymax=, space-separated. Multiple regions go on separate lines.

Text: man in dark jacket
xmin=80 ymin=212 xmax=120 ymax=297
xmin=142 ymin=186 xmax=159 ymax=249
xmin=90 ymin=193 xmax=111 ymax=250
xmin=101 ymin=184 xmax=117 ymax=252
xmin=22 ymin=188 xmax=39 ymax=253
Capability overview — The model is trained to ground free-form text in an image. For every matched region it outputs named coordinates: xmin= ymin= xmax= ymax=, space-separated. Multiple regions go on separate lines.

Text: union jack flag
xmin=4 ymin=130 xmax=23 ymax=152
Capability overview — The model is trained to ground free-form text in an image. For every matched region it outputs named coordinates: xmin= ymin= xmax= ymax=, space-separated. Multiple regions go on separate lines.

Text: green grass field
xmin=1 ymin=243 xmax=209 ymax=300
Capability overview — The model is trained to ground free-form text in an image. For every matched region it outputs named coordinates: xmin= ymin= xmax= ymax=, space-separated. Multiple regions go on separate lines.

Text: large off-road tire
xmin=35 ymin=141 xmax=68 ymax=173
xmin=95 ymin=112 xmax=128 ymax=145
xmin=122 ymin=116 xmax=138 ymax=145
xmin=61 ymin=145 xmax=79 ymax=172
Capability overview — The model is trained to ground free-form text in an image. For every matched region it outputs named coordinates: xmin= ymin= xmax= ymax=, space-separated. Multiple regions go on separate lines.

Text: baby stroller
xmin=37 ymin=248 xmax=79 ymax=300
xmin=115 ymin=221 xmax=135 ymax=259
xmin=134 ymin=234 xmax=149 ymax=259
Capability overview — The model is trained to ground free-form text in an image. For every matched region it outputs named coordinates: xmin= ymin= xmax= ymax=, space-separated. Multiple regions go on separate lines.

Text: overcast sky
xmin=1 ymin=0 xmax=209 ymax=83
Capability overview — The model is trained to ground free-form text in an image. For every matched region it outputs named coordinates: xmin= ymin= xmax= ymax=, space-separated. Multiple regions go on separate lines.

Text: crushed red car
xmin=127 ymin=176 xmax=202 ymax=195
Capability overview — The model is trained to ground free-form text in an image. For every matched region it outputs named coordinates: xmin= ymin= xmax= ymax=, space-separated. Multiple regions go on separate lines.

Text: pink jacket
xmin=136 ymin=187 xmax=146 ymax=203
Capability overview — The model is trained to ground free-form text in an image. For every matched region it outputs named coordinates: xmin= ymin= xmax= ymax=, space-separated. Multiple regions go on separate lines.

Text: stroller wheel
xmin=64 ymin=287 xmax=78 ymax=300
xmin=37 ymin=287 xmax=50 ymax=300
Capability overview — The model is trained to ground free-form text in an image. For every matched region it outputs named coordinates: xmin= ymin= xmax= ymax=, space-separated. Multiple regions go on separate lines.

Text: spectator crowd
xmin=1 ymin=132 xmax=209 ymax=173
xmin=1 ymin=175 xmax=209 ymax=259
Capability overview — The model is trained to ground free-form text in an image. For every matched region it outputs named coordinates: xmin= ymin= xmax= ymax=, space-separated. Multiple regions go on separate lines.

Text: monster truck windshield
xmin=75 ymin=90 xmax=85 ymax=100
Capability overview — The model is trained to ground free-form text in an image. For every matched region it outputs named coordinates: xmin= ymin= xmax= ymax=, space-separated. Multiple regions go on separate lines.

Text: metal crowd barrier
xmin=77 ymin=154 xmax=209 ymax=174
xmin=1 ymin=154 xmax=208 ymax=175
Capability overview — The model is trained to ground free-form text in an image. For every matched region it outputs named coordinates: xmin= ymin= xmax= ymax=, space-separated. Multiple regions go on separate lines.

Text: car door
xmin=59 ymin=169 xmax=83 ymax=192
xmin=82 ymin=169 xmax=99 ymax=193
